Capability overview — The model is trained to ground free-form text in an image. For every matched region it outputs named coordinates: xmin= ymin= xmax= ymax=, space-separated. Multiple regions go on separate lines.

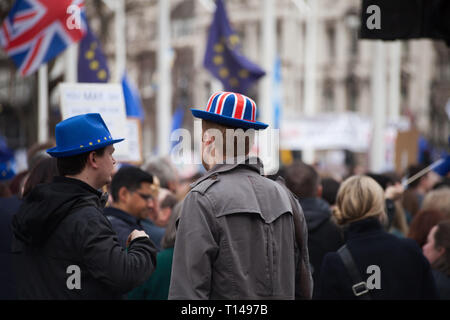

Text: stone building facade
xmin=0 ymin=0 xmax=448 ymax=159
xmin=99 ymin=0 xmax=448 ymax=157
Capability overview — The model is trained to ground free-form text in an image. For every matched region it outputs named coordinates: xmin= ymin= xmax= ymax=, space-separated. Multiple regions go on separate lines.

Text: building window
xmin=348 ymin=28 xmax=358 ymax=57
xmin=326 ymin=22 xmax=336 ymax=58
xmin=346 ymin=76 xmax=358 ymax=112
xmin=345 ymin=10 xmax=360 ymax=59
xmin=323 ymin=79 xmax=335 ymax=112
xmin=172 ymin=19 xmax=194 ymax=38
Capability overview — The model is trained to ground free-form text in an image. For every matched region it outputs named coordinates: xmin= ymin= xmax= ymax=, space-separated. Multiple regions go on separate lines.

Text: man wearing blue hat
xmin=12 ymin=113 xmax=157 ymax=299
xmin=0 ymin=137 xmax=21 ymax=300
xmin=169 ymin=92 xmax=312 ymax=300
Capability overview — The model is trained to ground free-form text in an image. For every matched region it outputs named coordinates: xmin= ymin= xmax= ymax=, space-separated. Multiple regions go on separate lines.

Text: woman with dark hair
xmin=408 ymin=209 xmax=445 ymax=247
xmin=22 ymin=157 xmax=59 ymax=198
xmin=423 ymin=220 xmax=450 ymax=299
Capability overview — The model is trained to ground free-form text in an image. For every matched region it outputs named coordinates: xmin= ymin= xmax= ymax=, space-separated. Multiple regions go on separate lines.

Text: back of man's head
xmin=284 ymin=161 xmax=320 ymax=199
xmin=321 ymin=177 xmax=340 ymax=206
xmin=365 ymin=173 xmax=393 ymax=191
xmin=110 ymin=166 xmax=153 ymax=202
xmin=57 ymin=147 xmax=106 ymax=177
xmin=202 ymin=120 xmax=255 ymax=160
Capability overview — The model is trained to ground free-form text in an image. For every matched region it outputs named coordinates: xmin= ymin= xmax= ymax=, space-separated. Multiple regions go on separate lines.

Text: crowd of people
xmin=0 ymin=92 xmax=449 ymax=300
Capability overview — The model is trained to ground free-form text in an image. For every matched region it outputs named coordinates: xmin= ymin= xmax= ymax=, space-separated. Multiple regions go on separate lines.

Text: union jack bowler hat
xmin=47 ymin=113 xmax=124 ymax=158
xmin=191 ymin=92 xmax=268 ymax=130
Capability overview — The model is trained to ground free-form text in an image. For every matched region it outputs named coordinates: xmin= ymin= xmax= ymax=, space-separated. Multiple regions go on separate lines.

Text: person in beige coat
xmin=168 ymin=92 xmax=312 ymax=300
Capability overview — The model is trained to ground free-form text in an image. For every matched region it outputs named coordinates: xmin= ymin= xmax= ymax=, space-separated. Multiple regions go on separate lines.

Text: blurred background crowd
xmin=1 ymin=140 xmax=450 ymax=299
xmin=0 ymin=0 xmax=449 ymax=300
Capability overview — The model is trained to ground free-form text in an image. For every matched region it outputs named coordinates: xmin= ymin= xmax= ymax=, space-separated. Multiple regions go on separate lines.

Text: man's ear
xmin=437 ymin=246 xmax=446 ymax=258
xmin=317 ymin=185 xmax=323 ymax=198
xmin=118 ymin=186 xmax=129 ymax=203
xmin=87 ymin=151 xmax=100 ymax=169
xmin=203 ymin=132 xmax=215 ymax=146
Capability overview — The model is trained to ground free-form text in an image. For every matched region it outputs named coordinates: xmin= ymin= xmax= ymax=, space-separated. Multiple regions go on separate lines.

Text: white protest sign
xmin=280 ymin=112 xmax=372 ymax=152
xmin=125 ymin=118 xmax=143 ymax=164
xmin=59 ymin=83 xmax=130 ymax=161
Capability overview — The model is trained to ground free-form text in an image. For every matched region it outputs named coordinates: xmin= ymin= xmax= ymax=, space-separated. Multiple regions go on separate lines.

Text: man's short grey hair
xmin=144 ymin=157 xmax=178 ymax=189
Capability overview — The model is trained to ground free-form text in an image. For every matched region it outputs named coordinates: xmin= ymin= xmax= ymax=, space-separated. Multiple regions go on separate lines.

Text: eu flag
xmin=78 ymin=24 xmax=110 ymax=82
xmin=273 ymin=57 xmax=282 ymax=130
xmin=122 ymin=73 xmax=145 ymax=120
xmin=204 ymin=0 xmax=265 ymax=94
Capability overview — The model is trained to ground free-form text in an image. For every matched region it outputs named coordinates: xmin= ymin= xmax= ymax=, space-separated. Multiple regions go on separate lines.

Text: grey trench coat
xmin=169 ymin=158 xmax=312 ymax=300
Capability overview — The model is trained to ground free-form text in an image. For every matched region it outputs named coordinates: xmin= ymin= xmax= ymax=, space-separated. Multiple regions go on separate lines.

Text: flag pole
xmin=370 ymin=41 xmax=387 ymax=172
xmin=157 ymin=0 xmax=172 ymax=156
xmin=115 ymin=0 xmax=126 ymax=82
xmin=388 ymin=41 xmax=401 ymax=123
xmin=38 ymin=64 xmax=49 ymax=143
xmin=65 ymin=44 xmax=78 ymax=82
xmin=401 ymin=158 xmax=445 ymax=188
xmin=259 ymin=0 xmax=276 ymax=174
xmin=302 ymin=0 xmax=317 ymax=164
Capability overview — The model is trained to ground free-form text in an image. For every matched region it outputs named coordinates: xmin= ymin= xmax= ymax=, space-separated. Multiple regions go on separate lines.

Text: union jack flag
xmin=0 ymin=0 xmax=87 ymax=76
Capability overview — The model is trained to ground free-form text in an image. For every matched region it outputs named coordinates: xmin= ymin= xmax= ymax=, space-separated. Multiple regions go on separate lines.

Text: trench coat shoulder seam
xmin=191 ymin=176 xmax=220 ymax=195
xmin=186 ymin=189 xmax=220 ymax=239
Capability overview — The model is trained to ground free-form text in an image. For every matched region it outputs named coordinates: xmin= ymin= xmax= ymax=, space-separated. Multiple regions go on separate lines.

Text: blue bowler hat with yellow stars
xmin=47 ymin=113 xmax=124 ymax=158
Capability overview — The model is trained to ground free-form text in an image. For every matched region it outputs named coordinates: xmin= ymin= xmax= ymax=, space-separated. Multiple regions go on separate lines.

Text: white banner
xmin=280 ymin=112 xmax=372 ymax=152
xmin=125 ymin=118 xmax=143 ymax=164
xmin=59 ymin=83 xmax=130 ymax=161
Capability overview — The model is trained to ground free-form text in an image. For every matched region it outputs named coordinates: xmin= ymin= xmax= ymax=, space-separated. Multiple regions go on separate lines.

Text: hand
xmin=385 ymin=183 xmax=404 ymax=201
xmin=126 ymin=229 xmax=149 ymax=247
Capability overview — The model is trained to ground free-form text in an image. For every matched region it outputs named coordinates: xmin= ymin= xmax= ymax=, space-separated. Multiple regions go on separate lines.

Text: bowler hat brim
xmin=47 ymin=138 xmax=124 ymax=158
xmin=191 ymin=109 xmax=268 ymax=130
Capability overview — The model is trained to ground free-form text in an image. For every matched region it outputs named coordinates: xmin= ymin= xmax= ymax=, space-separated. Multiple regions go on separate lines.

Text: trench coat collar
xmin=190 ymin=157 xmax=263 ymax=189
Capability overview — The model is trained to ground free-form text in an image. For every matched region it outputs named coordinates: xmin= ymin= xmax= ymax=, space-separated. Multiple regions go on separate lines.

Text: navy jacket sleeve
xmin=75 ymin=208 xmax=157 ymax=294
xmin=106 ymin=216 xmax=132 ymax=249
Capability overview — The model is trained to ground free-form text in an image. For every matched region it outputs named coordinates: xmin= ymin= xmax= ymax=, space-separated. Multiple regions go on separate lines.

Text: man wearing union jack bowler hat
xmin=169 ymin=92 xmax=313 ymax=299
xmin=12 ymin=113 xmax=157 ymax=299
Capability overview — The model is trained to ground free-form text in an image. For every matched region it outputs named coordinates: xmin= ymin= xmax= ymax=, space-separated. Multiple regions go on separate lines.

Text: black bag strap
xmin=337 ymin=245 xmax=372 ymax=300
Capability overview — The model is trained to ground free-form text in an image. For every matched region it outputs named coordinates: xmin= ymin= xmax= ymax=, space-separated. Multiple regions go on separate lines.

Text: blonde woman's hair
xmin=333 ymin=175 xmax=386 ymax=225
xmin=421 ymin=187 xmax=450 ymax=219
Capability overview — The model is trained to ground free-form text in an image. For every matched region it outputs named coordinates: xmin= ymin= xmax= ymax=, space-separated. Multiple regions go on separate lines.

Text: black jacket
xmin=318 ymin=217 xmax=438 ymax=299
xmin=11 ymin=176 xmax=157 ymax=300
xmin=103 ymin=207 xmax=145 ymax=249
xmin=299 ymin=197 xmax=344 ymax=297
xmin=0 ymin=196 xmax=21 ymax=300
xmin=432 ymin=269 xmax=450 ymax=300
